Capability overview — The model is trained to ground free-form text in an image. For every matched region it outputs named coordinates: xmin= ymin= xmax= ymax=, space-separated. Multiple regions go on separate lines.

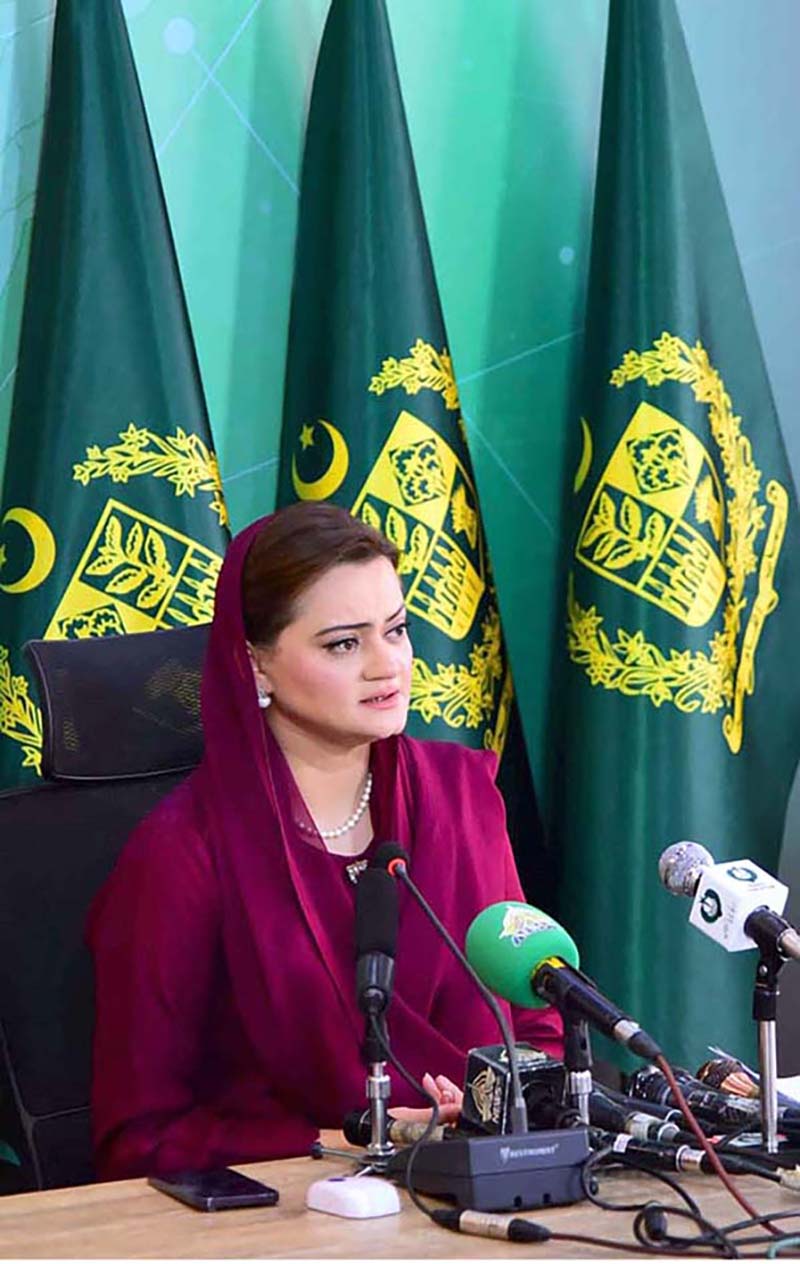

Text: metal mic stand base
xmin=311 ymin=1139 xmax=391 ymax=1176
xmin=753 ymin=948 xmax=784 ymax=1154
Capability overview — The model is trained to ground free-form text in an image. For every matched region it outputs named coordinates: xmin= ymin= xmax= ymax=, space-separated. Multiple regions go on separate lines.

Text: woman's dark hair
xmin=242 ymin=501 xmax=399 ymax=646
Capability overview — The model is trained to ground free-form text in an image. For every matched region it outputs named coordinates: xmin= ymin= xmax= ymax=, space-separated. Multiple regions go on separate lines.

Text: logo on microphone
xmin=499 ymin=905 xmax=554 ymax=947
xmin=467 ymin=1067 xmax=501 ymax=1125
xmin=726 ymin=865 xmax=758 ymax=883
xmin=699 ymin=889 xmax=723 ymax=923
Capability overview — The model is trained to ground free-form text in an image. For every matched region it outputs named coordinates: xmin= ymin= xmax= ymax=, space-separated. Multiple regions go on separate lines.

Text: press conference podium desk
xmin=0 ymin=1136 xmax=796 ymax=1258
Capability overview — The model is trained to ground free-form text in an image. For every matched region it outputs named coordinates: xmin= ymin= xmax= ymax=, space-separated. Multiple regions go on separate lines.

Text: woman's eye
xmin=388 ymin=621 xmax=409 ymax=639
xmin=325 ymin=637 xmax=359 ymax=654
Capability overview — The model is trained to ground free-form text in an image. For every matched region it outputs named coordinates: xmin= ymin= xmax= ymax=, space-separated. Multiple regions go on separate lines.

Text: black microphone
xmin=592 ymin=1130 xmax=780 ymax=1181
xmin=355 ymin=866 xmax=398 ymax=1016
xmin=588 ymin=1088 xmax=687 ymax=1143
xmin=343 ymin=1108 xmax=448 ymax=1147
xmin=625 ymin=1065 xmax=800 ymax=1132
xmin=372 ymin=842 xmax=529 ymax=1135
xmin=460 ymin=1044 xmax=567 ymax=1135
xmin=598 ymin=1083 xmax=715 ymax=1133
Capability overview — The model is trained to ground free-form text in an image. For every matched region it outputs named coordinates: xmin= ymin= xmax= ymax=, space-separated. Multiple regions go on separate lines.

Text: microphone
xmin=371 ymin=843 xmax=529 ymax=1135
xmin=587 ymin=1087 xmax=686 ymax=1144
xmin=599 ymin=1084 xmax=717 ymax=1135
xmin=627 ymin=1064 xmax=800 ymax=1131
xmin=355 ymin=866 xmax=398 ymax=1016
xmin=593 ymin=1130 xmax=780 ymax=1182
xmin=658 ymin=841 xmax=800 ymax=959
xmin=465 ymin=901 xmax=662 ymax=1060
xmin=371 ymin=846 xmax=591 ymax=1213
xmin=460 ymin=1044 xmax=567 ymax=1134
xmin=343 ymin=1108 xmax=448 ymax=1147
xmin=697 ymin=1057 xmax=800 ymax=1110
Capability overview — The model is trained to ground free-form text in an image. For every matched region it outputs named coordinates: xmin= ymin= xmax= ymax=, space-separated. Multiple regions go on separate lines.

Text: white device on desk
xmin=306 ymin=1174 xmax=401 ymax=1219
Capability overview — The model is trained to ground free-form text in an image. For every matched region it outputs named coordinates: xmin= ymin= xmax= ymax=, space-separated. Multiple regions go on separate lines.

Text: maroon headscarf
xmin=197 ymin=514 xmax=561 ymax=1116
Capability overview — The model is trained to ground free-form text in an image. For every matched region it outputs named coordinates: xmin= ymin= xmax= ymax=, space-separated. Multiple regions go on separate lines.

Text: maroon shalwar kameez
xmin=87 ymin=517 xmax=562 ymax=1180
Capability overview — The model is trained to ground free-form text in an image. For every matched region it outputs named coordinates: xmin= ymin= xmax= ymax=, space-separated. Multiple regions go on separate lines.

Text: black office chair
xmin=0 ymin=625 xmax=209 ymax=1193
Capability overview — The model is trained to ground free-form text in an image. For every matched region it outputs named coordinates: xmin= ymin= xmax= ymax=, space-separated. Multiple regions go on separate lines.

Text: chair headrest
xmin=25 ymin=625 xmax=208 ymax=781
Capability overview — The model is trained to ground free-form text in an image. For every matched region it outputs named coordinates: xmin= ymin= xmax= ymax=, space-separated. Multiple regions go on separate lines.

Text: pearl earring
xmin=257 ymin=687 xmax=271 ymax=710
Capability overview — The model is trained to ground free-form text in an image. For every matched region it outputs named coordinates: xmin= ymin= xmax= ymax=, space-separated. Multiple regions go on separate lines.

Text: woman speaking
xmin=87 ymin=502 xmax=562 ymax=1179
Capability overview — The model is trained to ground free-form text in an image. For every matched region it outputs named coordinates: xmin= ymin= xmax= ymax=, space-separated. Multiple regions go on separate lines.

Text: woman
xmin=87 ymin=503 xmax=562 ymax=1180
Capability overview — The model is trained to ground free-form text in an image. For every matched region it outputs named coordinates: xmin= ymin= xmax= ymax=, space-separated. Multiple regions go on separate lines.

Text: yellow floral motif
xmin=581 ymin=490 xmax=666 ymax=571
xmin=84 ymin=514 xmax=175 ymax=612
xmin=451 ymin=484 xmax=478 ymax=548
xmin=570 ymin=334 xmax=787 ymax=752
xmin=0 ymin=645 xmax=42 ymax=773
xmin=694 ymin=474 xmax=723 ymax=542
xmin=567 ymin=577 xmax=732 ymax=714
xmin=409 ymin=607 xmax=503 ymax=735
xmin=73 ymin=423 xmax=228 ymax=527
xmin=368 ymin=339 xmax=460 ymax=412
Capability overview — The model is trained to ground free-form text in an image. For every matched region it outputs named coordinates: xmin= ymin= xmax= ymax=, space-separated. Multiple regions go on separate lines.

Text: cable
xmin=655 ymin=1054 xmax=778 ymax=1233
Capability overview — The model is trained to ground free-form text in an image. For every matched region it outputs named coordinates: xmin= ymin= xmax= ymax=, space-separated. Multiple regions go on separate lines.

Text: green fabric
xmin=554 ymin=0 xmax=800 ymax=1069
xmin=0 ymin=0 xmax=228 ymax=790
xmin=276 ymin=0 xmax=547 ymax=889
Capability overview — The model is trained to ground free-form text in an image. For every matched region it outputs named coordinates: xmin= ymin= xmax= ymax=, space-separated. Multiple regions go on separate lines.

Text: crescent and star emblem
xmin=291 ymin=420 xmax=349 ymax=501
xmin=0 ymin=507 xmax=56 ymax=594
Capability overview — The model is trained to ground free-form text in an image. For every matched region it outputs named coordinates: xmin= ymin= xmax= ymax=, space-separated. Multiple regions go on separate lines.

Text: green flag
xmin=0 ymin=0 xmax=228 ymax=790
xmin=556 ymin=0 xmax=800 ymax=1067
xmin=276 ymin=0 xmax=547 ymax=889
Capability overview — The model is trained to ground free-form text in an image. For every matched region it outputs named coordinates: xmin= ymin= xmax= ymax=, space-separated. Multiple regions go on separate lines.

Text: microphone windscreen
xmin=465 ymin=902 xmax=580 ymax=1009
xmin=657 ymin=840 xmax=714 ymax=897
xmin=355 ymin=867 xmax=398 ymax=957
xmin=371 ymin=841 xmax=409 ymax=873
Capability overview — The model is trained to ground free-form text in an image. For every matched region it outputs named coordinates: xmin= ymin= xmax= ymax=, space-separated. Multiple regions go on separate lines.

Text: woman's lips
xmin=361 ymin=689 xmax=401 ymax=709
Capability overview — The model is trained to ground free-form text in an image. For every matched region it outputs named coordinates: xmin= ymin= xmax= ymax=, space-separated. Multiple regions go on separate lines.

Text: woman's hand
xmin=390 ymin=1072 xmax=464 ymax=1125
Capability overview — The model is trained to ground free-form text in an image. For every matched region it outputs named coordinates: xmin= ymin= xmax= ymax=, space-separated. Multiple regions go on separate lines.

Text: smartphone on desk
xmin=148 ymin=1167 xmax=279 ymax=1212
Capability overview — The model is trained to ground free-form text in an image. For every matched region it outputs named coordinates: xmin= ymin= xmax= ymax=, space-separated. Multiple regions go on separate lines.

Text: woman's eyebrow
xmin=314 ymin=604 xmax=406 ymax=637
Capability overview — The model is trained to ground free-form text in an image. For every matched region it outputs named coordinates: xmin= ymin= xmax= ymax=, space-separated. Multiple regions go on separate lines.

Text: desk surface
xmin=0 ymin=1139 xmax=797 ymax=1258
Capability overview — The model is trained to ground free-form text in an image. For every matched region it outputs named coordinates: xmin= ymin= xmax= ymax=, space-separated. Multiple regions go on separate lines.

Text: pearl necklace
xmin=297 ymin=771 xmax=373 ymax=840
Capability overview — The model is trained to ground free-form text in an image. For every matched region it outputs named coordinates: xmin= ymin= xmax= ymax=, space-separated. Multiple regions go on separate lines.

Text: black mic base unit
xmin=386 ymin=1127 xmax=591 ymax=1212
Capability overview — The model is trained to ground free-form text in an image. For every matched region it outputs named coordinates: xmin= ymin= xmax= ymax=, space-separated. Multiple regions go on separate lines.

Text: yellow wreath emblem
xmin=567 ymin=333 xmax=788 ymax=754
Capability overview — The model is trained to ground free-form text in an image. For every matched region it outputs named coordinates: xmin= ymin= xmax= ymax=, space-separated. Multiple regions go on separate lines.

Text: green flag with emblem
xmin=555 ymin=0 xmax=800 ymax=1068
xmin=276 ymin=0 xmax=548 ymax=893
xmin=0 ymin=0 xmax=228 ymax=790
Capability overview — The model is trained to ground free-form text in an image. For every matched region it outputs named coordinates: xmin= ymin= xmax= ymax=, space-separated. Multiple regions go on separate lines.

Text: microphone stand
xmin=362 ymin=1014 xmax=395 ymax=1167
xmin=312 ymin=1017 xmax=396 ymax=1172
xmin=753 ymin=945 xmax=784 ymax=1154
xmin=563 ymin=1015 xmax=593 ymax=1125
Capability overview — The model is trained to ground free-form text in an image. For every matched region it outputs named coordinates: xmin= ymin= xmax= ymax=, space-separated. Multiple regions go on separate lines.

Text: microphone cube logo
xmin=689 ymin=859 xmax=788 ymax=951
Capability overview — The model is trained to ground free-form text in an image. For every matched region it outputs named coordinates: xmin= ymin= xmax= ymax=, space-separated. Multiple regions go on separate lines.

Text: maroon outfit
xmin=87 ymin=518 xmax=562 ymax=1180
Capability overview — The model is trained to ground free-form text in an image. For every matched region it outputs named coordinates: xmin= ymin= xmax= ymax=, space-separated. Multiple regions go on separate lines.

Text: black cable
xmin=580 ymin=1146 xmax=744 ymax=1256
xmin=366 ymin=1012 xmax=441 ymax=1222
xmin=582 ymin=1145 xmax=703 ymax=1216
xmin=362 ymin=1023 xmax=759 ymax=1257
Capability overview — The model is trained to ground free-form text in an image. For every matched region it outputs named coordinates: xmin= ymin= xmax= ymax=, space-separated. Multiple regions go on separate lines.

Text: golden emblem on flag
xmin=45 ymin=499 xmax=221 ymax=639
xmin=73 ymin=422 xmax=228 ymax=527
xmin=576 ymin=401 xmax=726 ymax=627
xmin=1 ymin=424 xmax=227 ymax=775
xmin=352 ymin=409 xmax=485 ymax=640
xmin=362 ymin=341 xmax=512 ymax=754
xmin=567 ymin=333 xmax=788 ymax=754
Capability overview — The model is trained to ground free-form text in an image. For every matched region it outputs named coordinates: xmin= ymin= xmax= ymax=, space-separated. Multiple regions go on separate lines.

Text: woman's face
xmin=250 ymin=556 xmax=413 ymax=750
